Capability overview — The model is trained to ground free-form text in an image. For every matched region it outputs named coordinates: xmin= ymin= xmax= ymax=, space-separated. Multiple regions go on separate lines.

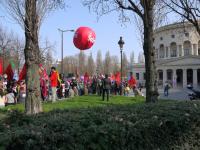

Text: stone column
xmin=182 ymin=45 xmax=184 ymax=56
xmin=177 ymin=47 xmax=179 ymax=57
xmin=193 ymin=69 xmax=197 ymax=88
xmin=183 ymin=69 xmax=187 ymax=88
xmin=173 ymin=69 xmax=177 ymax=88
xmin=163 ymin=69 xmax=167 ymax=86
xmin=193 ymin=44 xmax=198 ymax=55
xmin=164 ymin=47 xmax=166 ymax=58
xmin=191 ymin=44 xmax=194 ymax=55
xmin=168 ymin=47 xmax=171 ymax=58
xmin=165 ymin=47 xmax=168 ymax=58
xmin=178 ymin=45 xmax=182 ymax=57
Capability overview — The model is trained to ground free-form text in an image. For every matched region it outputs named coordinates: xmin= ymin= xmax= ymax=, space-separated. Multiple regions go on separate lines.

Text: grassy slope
xmin=1 ymin=95 xmax=144 ymax=112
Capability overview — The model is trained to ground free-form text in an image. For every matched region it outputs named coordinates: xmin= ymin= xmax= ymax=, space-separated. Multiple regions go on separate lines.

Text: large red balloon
xmin=73 ymin=27 xmax=96 ymax=50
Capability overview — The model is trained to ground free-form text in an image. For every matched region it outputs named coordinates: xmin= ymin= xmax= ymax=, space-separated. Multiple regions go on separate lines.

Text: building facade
xmin=130 ymin=22 xmax=200 ymax=88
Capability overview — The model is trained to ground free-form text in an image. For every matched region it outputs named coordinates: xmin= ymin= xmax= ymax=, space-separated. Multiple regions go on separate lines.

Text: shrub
xmin=1 ymin=101 xmax=200 ymax=149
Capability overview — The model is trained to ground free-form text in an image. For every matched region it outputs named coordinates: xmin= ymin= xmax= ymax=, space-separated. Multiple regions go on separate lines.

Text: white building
xmin=130 ymin=22 xmax=200 ymax=88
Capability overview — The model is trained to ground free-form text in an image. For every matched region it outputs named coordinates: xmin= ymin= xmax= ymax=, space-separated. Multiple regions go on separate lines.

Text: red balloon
xmin=73 ymin=27 xmax=96 ymax=50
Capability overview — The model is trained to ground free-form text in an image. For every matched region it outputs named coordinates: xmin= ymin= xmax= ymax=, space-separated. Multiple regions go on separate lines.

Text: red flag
xmin=0 ymin=58 xmax=3 ymax=75
xmin=110 ymin=74 xmax=115 ymax=81
xmin=19 ymin=64 xmax=26 ymax=81
xmin=4 ymin=64 xmax=14 ymax=81
xmin=128 ymin=76 xmax=137 ymax=88
xmin=84 ymin=72 xmax=89 ymax=84
xmin=115 ymin=72 xmax=121 ymax=85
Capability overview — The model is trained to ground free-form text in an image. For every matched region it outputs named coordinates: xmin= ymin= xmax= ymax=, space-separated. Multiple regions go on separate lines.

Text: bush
xmin=1 ymin=101 xmax=200 ymax=149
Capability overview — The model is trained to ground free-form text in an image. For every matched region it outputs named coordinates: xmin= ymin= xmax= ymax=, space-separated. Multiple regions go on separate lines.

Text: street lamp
xmin=58 ymin=28 xmax=74 ymax=74
xmin=118 ymin=36 xmax=125 ymax=84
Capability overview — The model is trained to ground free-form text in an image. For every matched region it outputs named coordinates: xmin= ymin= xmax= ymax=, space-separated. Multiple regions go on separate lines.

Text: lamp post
xmin=118 ymin=36 xmax=125 ymax=84
xmin=58 ymin=28 xmax=74 ymax=74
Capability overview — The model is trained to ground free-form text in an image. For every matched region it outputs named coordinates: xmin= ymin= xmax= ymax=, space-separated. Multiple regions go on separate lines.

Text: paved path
xmin=129 ymin=88 xmax=194 ymax=100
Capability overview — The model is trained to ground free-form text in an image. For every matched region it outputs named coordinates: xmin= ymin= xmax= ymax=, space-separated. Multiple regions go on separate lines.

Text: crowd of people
xmin=0 ymin=74 xmax=26 ymax=107
xmin=0 ymin=66 xmax=143 ymax=107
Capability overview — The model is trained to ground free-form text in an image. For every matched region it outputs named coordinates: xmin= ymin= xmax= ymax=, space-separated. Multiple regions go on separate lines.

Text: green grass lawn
xmin=0 ymin=95 xmax=145 ymax=114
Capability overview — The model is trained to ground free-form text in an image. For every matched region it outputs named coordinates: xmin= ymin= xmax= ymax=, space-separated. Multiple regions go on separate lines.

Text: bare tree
xmin=111 ymin=55 xmax=120 ymax=73
xmin=78 ymin=51 xmax=87 ymax=75
xmin=11 ymin=36 xmax=25 ymax=74
xmin=130 ymin=51 xmax=135 ymax=65
xmin=138 ymin=51 xmax=145 ymax=63
xmin=39 ymin=39 xmax=56 ymax=73
xmin=96 ymin=50 xmax=103 ymax=74
xmin=45 ymin=48 xmax=54 ymax=74
xmin=83 ymin=0 xmax=159 ymax=102
xmin=2 ymin=0 xmax=65 ymax=114
xmin=87 ymin=52 xmax=96 ymax=75
xmin=63 ymin=56 xmax=78 ymax=75
xmin=0 ymin=26 xmax=12 ymax=72
xmin=163 ymin=0 xmax=200 ymax=35
xmin=0 ymin=26 xmax=25 ymax=74
xmin=104 ymin=51 xmax=112 ymax=74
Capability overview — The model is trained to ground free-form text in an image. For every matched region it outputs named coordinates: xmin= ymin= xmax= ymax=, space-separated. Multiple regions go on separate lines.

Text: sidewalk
xmin=129 ymin=88 xmax=191 ymax=100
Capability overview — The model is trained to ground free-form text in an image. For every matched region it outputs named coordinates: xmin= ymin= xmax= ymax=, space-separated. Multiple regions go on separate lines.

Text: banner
xmin=18 ymin=64 xmax=26 ymax=81
xmin=0 ymin=58 xmax=3 ymax=75
xmin=84 ymin=72 xmax=89 ymax=84
xmin=115 ymin=72 xmax=121 ymax=85
xmin=4 ymin=63 xmax=14 ymax=81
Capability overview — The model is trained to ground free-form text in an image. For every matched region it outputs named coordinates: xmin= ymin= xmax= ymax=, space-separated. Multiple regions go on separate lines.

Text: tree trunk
xmin=24 ymin=0 xmax=42 ymax=114
xmin=143 ymin=2 xmax=159 ymax=103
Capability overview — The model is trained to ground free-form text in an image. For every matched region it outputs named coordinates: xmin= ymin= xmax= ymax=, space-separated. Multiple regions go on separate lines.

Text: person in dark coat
xmin=102 ymin=74 xmax=111 ymax=101
xmin=164 ymin=81 xmax=170 ymax=96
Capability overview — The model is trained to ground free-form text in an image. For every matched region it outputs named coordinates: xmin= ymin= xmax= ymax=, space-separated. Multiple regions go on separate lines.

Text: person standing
xmin=128 ymin=72 xmax=137 ymax=95
xmin=50 ymin=67 xmax=58 ymax=102
xmin=164 ymin=81 xmax=170 ymax=96
xmin=97 ymin=77 xmax=103 ymax=96
xmin=102 ymin=74 xmax=111 ymax=101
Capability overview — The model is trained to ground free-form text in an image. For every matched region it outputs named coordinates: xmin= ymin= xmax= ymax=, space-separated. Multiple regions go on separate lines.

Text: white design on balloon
xmin=88 ymin=32 xmax=95 ymax=43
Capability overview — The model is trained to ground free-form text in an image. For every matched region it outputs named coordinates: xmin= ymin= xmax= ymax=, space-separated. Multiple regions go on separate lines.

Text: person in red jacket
xmin=50 ymin=67 xmax=58 ymax=102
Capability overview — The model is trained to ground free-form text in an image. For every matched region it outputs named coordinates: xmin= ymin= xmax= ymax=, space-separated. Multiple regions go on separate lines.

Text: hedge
xmin=1 ymin=100 xmax=200 ymax=150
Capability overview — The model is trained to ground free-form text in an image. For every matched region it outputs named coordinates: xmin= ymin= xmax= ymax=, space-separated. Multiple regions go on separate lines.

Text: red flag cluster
xmin=84 ymin=72 xmax=89 ymax=84
xmin=4 ymin=64 xmax=14 ymax=81
xmin=19 ymin=64 xmax=26 ymax=81
xmin=0 ymin=58 xmax=3 ymax=75
xmin=128 ymin=76 xmax=137 ymax=88
xmin=110 ymin=72 xmax=121 ymax=85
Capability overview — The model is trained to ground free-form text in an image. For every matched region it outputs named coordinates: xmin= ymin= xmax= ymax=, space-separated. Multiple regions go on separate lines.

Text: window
xmin=166 ymin=47 xmax=168 ymax=57
xmin=185 ymin=32 xmax=189 ymax=37
xmin=179 ymin=45 xmax=182 ymax=56
xmin=143 ymin=73 xmax=146 ymax=80
xmin=171 ymin=50 xmax=177 ymax=57
xmin=158 ymin=71 xmax=163 ymax=80
xmin=159 ymin=44 xmax=165 ymax=58
xmin=171 ymin=34 xmax=175 ymax=38
xmin=185 ymin=49 xmax=190 ymax=55
xmin=198 ymin=48 xmax=200 ymax=55
xmin=160 ymin=37 xmax=163 ymax=40
xmin=170 ymin=42 xmax=177 ymax=57
xmin=193 ymin=44 xmax=197 ymax=55
xmin=184 ymin=41 xmax=191 ymax=56
xmin=167 ymin=70 xmax=172 ymax=80
xmin=136 ymin=73 xmax=140 ymax=80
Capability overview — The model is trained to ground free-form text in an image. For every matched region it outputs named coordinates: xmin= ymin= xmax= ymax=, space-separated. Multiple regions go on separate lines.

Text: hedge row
xmin=1 ymin=101 xmax=200 ymax=150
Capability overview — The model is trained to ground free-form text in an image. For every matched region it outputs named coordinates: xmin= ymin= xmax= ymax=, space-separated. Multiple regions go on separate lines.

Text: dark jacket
xmin=103 ymin=78 xmax=111 ymax=90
